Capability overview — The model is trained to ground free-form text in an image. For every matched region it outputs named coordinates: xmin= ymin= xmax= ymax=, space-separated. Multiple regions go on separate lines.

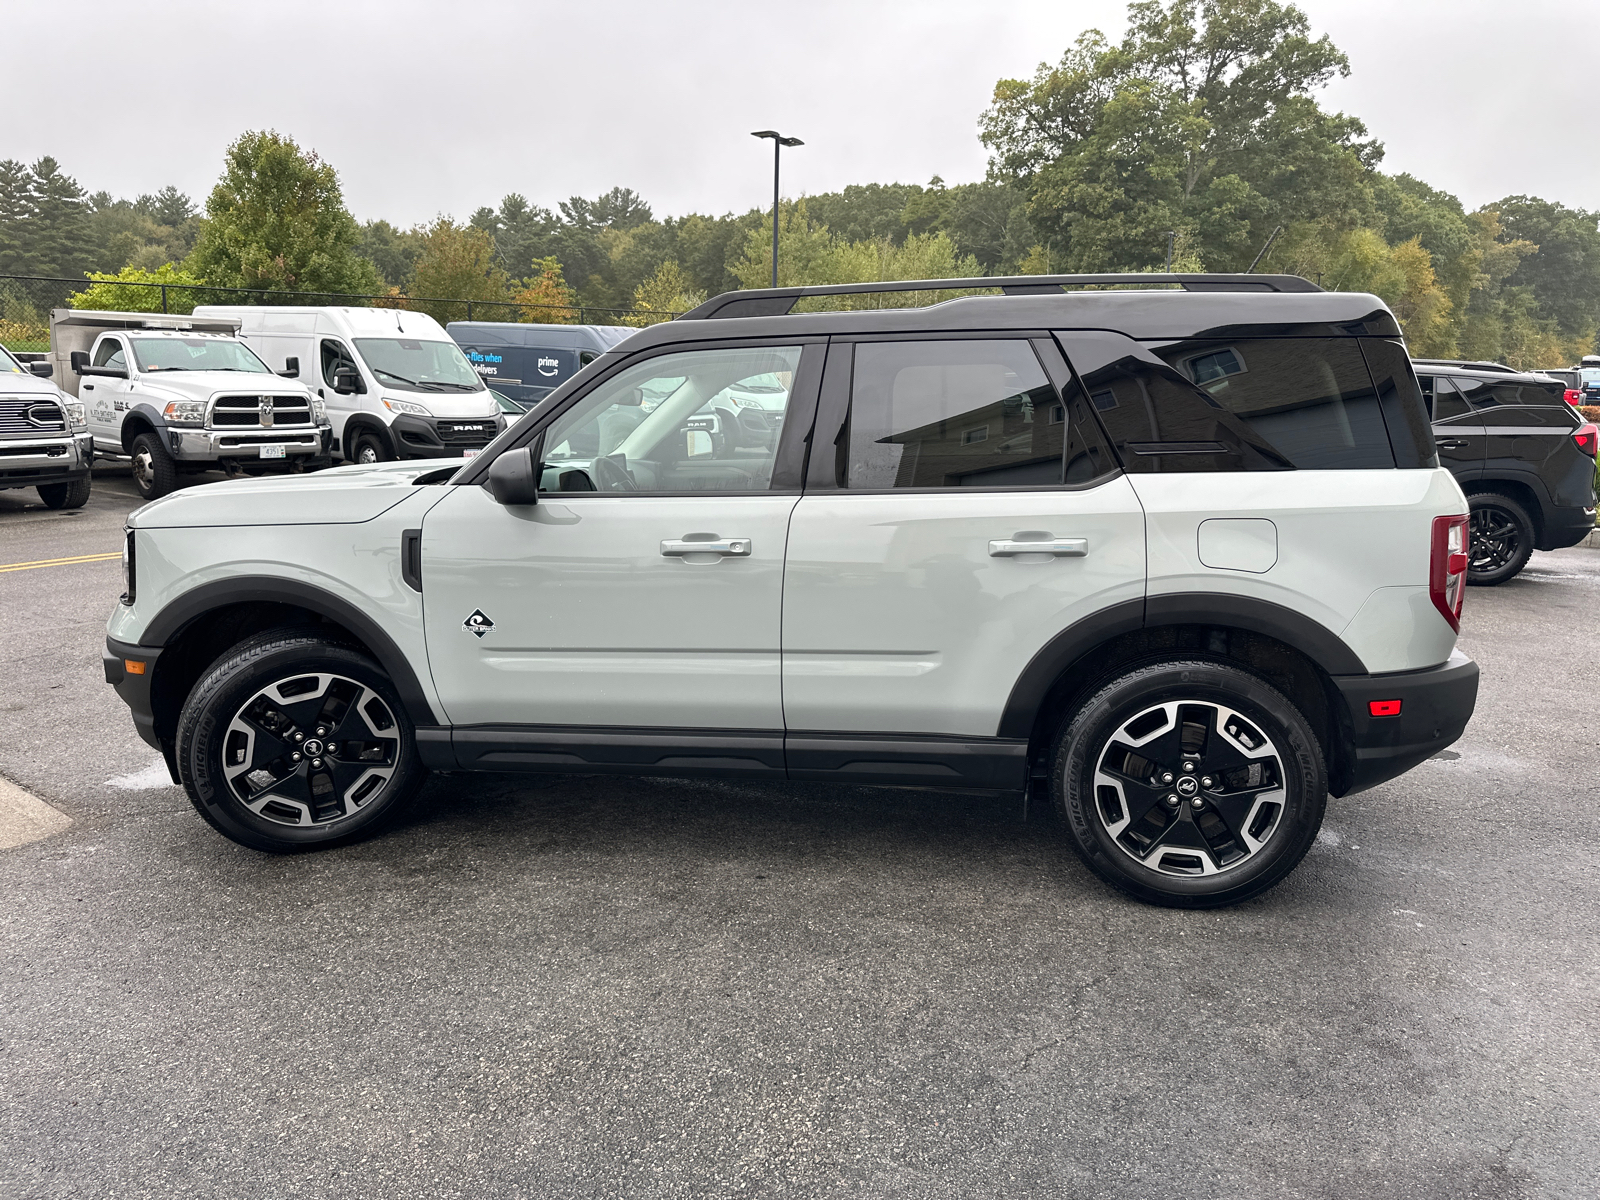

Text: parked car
xmin=48 ymin=309 xmax=333 ymax=501
xmin=1413 ymin=358 xmax=1598 ymax=584
xmin=106 ymin=272 xmax=1479 ymax=909
xmin=1580 ymin=356 xmax=1600 ymax=403
xmin=193 ymin=306 xmax=506 ymax=464
xmin=446 ymin=321 xmax=636 ymax=409
xmin=0 ymin=341 xmax=92 ymax=508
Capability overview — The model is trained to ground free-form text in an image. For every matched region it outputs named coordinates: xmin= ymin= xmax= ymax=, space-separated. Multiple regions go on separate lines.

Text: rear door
xmin=1460 ymin=376 xmax=1580 ymax=500
xmin=780 ymin=335 xmax=1146 ymax=784
xmin=1421 ymin=374 xmax=1486 ymax=482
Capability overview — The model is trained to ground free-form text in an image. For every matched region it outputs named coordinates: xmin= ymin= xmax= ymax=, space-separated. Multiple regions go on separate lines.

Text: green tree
xmin=511 ymin=256 xmax=579 ymax=323
xmin=188 ymin=130 xmax=382 ymax=296
xmin=406 ymin=218 xmax=511 ymax=324
xmin=67 ymin=262 xmax=208 ymax=315
xmin=358 ymin=219 xmax=425 ymax=288
xmin=1493 ymin=196 xmax=1600 ymax=349
xmin=24 ymin=157 xmax=98 ymax=279
xmin=625 ymin=260 xmax=705 ymax=326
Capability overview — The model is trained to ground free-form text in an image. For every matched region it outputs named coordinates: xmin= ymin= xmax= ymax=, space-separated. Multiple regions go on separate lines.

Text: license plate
xmin=258 ymin=444 xmax=286 ymax=460
xmin=462 ymin=448 xmax=479 ymax=459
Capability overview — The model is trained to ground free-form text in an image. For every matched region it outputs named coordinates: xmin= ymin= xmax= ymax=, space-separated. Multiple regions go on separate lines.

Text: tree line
xmin=2 ymin=0 xmax=1597 ymax=365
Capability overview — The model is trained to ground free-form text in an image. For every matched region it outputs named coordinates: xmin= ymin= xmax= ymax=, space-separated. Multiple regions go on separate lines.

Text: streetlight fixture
xmin=751 ymin=130 xmax=803 ymax=289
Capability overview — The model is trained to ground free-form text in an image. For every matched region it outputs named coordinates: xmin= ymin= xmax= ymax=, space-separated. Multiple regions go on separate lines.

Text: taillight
xmin=1430 ymin=514 xmax=1468 ymax=632
xmin=1564 ymin=388 xmax=1582 ymax=406
xmin=1573 ymin=423 xmax=1598 ymax=458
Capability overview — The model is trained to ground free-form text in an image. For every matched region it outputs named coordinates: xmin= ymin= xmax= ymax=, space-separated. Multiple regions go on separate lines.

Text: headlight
xmin=61 ymin=398 xmax=87 ymax=429
xmin=161 ymin=398 xmax=207 ymax=426
xmin=383 ymin=398 xmax=432 ymax=417
xmin=733 ymin=395 xmax=764 ymax=409
xmin=310 ymin=395 xmax=328 ymax=423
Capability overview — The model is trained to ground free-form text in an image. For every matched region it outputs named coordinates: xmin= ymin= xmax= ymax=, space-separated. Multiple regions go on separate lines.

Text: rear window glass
xmin=845 ymin=339 xmax=1107 ymax=489
xmin=1073 ymin=337 xmax=1394 ymax=471
xmin=1453 ymin=377 xmax=1565 ymax=408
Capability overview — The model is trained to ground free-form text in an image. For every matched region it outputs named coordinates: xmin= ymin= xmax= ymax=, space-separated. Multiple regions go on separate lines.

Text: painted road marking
xmin=0 ymin=551 xmax=121 ymax=574
xmin=0 ymin=775 xmax=72 ymax=849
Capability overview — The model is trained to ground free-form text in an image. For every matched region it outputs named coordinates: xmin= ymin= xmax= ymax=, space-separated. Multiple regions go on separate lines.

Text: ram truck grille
xmin=212 ymin=394 xmax=313 ymax=428
xmin=0 ymin=396 xmax=65 ymax=434
xmin=435 ymin=420 xmax=496 ymax=447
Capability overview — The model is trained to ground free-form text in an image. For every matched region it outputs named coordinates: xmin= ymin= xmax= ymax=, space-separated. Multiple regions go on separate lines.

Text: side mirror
xmin=486 ymin=446 xmax=540 ymax=506
xmin=332 ymin=365 xmax=362 ymax=395
xmin=70 ymin=351 xmax=89 ymax=375
xmin=29 ymin=360 xmax=53 ymax=378
xmin=279 ymin=356 xmax=300 ymax=378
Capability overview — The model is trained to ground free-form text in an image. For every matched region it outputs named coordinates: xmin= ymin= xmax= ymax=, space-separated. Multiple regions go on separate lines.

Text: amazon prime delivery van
xmin=447 ymin=321 xmax=636 ymax=408
xmin=193 ymin=306 xmax=506 ymax=463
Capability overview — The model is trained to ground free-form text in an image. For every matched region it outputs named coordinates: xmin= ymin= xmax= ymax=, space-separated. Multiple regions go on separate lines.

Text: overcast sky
xmin=6 ymin=0 xmax=1596 ymax=226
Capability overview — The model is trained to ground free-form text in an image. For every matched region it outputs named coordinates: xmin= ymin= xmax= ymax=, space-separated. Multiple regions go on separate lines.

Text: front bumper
xmin=104 ymin=637 xmax=163 ymax=753
xmin=0 ymin=430 xmax=93 ymax=486
xmin=169 ymin=425 xmax=332 ymax=463
xmin=1538 ymin=503 xmax=1596 ymax=551
xmin=1332 ymin=649 xmax=1479 ymax=795
xmin=390 ymin=412 xmax=506 ymax=459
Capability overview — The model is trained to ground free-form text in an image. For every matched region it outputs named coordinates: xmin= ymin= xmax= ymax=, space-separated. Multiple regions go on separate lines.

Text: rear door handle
xmin=1435 ymin=438 xmax=1468 ymax=449
xmin=988 ymin=537 xmax=1088 ymax=558
xmin=661 ymin=537 xmax=751 ymax=557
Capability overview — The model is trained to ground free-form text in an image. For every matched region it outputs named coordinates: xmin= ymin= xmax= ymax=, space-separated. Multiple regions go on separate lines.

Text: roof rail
xmin=677 ymin=272 xmax=1323 ymax=320
xmin=1412 ymin=358 xmax=1518 ymax=374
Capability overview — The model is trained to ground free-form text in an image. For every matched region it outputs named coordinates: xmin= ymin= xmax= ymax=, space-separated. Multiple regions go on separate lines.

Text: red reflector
xmin=1573 ymin=423 xmax=1598 ymax=458
xmin=1368 ymin=700 xmax=1402 ymax=717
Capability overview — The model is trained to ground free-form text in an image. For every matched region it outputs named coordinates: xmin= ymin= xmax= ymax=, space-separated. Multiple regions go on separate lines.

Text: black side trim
xmin=997 ymin=599 xmax=1145 ymax=739
xmin=1331 ymin=651 xmax=1478 ymax=795
xmin=401 ymin=529 xmax=423 ymax=592
xmin=785 ymin=732 xmax=1028 ymax=792
xmin=106 ymin=637 xmax=162 ymax=752
xmin=452 ymin=725 xmax=786 ymax=778
xmin=1145 ymin=593 xmax=1367 ymax=675
xmin=138 ymin=576 xmax=440 ymax=727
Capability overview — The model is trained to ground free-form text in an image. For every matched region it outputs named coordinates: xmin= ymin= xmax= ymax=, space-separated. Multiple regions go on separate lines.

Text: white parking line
xmin=0 ymin=775 xmax=72 ymax=850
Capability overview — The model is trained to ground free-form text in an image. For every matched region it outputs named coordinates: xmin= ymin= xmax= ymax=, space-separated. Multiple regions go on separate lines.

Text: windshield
xmin=1581 ymin=368 xmax=1600 ymax=386
xmin=0 ymin=344 xmax=23 ymax=374
xmin=130 ymin=337 xmax=271 ymax=373
xmin=353 ymin=338 xmax=484 ymax=393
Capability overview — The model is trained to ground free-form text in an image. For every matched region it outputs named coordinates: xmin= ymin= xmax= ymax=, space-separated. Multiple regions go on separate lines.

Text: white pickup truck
xmin=49 ymin=309 xmax=333 ymax=499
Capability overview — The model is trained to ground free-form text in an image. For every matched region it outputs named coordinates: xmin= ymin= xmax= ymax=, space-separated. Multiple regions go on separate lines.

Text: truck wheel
xmin=175 ymin=631 xmax=426 ymax=853
xmin=1051 ymin=660 xmax=1327 ymax=909
xmin=130 ymin=431 xmax=178 ymax=500
xmin=36 ymin=477 xmax=91 ymax=509
xmin=1467 ymin=492 xmax=1534 ymax=586
xmin=352 ymin=432 xmax=391 ymax=464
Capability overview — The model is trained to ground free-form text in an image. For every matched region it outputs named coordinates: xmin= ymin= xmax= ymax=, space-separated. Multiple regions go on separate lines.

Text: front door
xmin=781 ymin=337 xmax=1147 ymax=747
xmin=421 ymin=341 xmax=817 ymax=737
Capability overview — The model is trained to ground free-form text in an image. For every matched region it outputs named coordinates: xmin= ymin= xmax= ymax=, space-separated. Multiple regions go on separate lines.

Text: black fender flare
xmin=340 ymin=415 xmax=396 ymax=460
xmin=141 ymin=575 xmax=440 ymax=727
xmin=121 ymin=404 xmax=169 ymax=453
xmin=997 ymin=592 xmax=1365 ymax=739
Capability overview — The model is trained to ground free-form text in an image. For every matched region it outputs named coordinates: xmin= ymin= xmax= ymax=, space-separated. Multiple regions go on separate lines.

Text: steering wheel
xmin=593 ymin=454 xmax=637 ymax=492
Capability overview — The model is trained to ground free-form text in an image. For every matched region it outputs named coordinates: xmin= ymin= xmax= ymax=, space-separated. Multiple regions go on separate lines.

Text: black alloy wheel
xmin=1467 ymin=492 xmax=1534 ymax=586
xmin=1052 ymin=660 xmax=1326 ymax=908
xmin=175 ymin=631 xmax=425 ymax=852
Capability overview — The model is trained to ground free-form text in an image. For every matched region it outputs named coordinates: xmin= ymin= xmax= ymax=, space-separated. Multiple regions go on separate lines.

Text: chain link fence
xmin=0 ymin=274 xmax=680 ymax=352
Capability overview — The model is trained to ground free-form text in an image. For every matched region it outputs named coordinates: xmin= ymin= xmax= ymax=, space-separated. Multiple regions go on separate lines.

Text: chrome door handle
xmin=988 ymin=537 xmax=1088 ymax=558
xmin=1435 ymin=438 xmax=1467 ymax=450
xmin=661 ymin=538 xmax=751 ymax=557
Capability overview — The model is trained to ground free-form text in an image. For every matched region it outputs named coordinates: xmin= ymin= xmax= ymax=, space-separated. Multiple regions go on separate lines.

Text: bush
xmin=67 ymin=263 xmax=207 ymax=314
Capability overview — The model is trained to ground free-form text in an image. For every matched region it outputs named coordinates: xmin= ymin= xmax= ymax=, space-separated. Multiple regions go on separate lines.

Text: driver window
xmin=320 ymin=339 xmax=356 ymax=388
xmin=93 ymin=338 xmax=126 ymax=369
xmin=538 ymin=345 xmax=802 ymax=494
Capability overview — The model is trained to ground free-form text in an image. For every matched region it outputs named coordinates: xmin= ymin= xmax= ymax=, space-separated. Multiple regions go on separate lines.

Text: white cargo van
xmin=193 ymin=306 xmax=506 ymax=463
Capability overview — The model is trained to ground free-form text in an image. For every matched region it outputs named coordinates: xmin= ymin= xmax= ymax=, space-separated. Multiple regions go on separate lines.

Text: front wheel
xmin=351 ymin=432 xmax=392 ymax=465
xmin=129 ymin=431 xmax=177 ymax=500
xmin=1052 ymin=660 xmax=1327 ymax=908
xmin=1467 ymin=492 xmax=1534 ymax=586
xmin=37 ymin=477 xmax=91 ymax=509
xmin=175 ymin=631 xmax=426 ymax=852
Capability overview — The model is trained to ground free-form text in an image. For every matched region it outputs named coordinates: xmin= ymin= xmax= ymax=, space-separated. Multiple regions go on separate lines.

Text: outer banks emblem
xmin=463 ymin=609 xmax=495 ymax=638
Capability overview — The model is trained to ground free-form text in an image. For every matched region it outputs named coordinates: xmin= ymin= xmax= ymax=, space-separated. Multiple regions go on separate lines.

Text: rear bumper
xmin=1332 ymin=650 xmax=1479 ymax=796
xmin=1538 ymin=503 xmax=1596 ymax=551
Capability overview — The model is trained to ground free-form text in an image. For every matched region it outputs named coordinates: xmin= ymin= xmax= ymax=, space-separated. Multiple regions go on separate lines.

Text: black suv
xmin=1414 ymin=359 xmax=1598 ymax=584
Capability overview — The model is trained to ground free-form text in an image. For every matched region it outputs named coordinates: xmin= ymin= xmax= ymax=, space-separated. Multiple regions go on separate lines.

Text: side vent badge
xmin=463 ymin=609 xmax=495 ymax=638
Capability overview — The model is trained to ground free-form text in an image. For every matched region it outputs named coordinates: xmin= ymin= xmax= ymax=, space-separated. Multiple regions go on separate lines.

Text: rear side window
xmin=1454 ymin=377 xmax=1564 ymax=409
xmin=1423 ymin=375 xmax=1472 ymax=422
xmin=1070 ymin=337 xmax=1394 ymax=471
xmin=1360 ymin=339 xmax=1435 ymax=468
xmin=844 ymin=339 xmax=1106 ymax=489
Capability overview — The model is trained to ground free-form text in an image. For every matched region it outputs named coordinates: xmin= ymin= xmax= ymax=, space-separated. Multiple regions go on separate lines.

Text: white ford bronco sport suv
xmin=104 ymin=274 xmax=1479 ymax=908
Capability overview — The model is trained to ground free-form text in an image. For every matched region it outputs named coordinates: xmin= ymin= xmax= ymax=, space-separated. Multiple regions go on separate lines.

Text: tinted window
xmin=1073 ymin=337 xmax=1393 ymax=471
xmin=1427 ymin=375 xmax=1471 ymax=421
xmin=1360 ymin=340 xmax=1435 ymax=469
xmin=846 ymin=340 xmax=1092 ymax=489
xmin=321 ymin=339 xmax=356 ymax=388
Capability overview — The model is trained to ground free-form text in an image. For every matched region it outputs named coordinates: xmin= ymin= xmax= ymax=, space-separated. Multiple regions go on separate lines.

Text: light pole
xmin=751 ymin=130 xmax=803 ymax=289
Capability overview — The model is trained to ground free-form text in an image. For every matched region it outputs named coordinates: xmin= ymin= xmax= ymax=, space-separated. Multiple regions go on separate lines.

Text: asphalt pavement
xmin=1 ymin=468 xmax=1596 ymax=1199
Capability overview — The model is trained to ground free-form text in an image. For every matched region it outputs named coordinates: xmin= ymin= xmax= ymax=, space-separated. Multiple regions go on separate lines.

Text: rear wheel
xmin=1052 ymin=660 xmax=1327 ymax=908
xmin=36 ymin=477 xmax=91 ymax=509
xmin=130 ymin=431 xmax=177 ymax=500
xmin=175 ymin=631 xmax=426 ymax=852
xmin=1467 ymin=492 xmax=1534 ymax=585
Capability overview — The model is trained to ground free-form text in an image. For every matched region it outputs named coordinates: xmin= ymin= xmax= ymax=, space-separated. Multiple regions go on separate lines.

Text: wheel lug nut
xmin=292 ymin=752 xmax=301 ymax=762
xmin=294 ymin=732 xmax=304 ymax=742
xmin=326 ymin=743 xmax=337 ymax=754
xmin=1191 ymin=797 xmax=1204 ymax=810
xmin=1166 ymin=794 xmax=1179 ymax=807
xmin=1183 ymin=762 xmax=1196 ymax=773
xmin=1201 ymin=776 xmax=1213 ymax=788
xmin=311 ymin=758 xmax=323 ymax=768
xmin=316 ymin=727 xmax=327 ymax=737
xmin=1161 ymin=772 xmax=1174 ymax=784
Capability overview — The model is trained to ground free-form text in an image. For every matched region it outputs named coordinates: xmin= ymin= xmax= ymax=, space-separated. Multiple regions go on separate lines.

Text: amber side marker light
xmin=1368 ymin=699 xmax=1402 ymax=717
xmin=124 ymin=660 xmax=146 ymax=675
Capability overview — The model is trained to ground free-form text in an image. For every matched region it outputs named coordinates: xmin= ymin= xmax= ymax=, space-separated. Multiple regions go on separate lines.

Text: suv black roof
xmin=617 ymin=276 xmax=1400 ymax=354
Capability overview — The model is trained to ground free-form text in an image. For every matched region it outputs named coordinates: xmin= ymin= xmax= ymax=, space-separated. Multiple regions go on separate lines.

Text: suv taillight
xmin=1573 ymin=423 xmax=1598 ymax=458
xmin=1430 ymin=515 xmax=1468 ymax=632
xmin=1564 ymin=388 xmax=1582 ymax=406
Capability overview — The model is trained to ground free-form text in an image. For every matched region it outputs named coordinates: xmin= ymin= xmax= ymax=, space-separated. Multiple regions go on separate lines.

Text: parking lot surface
xmin=2 ymin=471 xmax=1597 ymax=1199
